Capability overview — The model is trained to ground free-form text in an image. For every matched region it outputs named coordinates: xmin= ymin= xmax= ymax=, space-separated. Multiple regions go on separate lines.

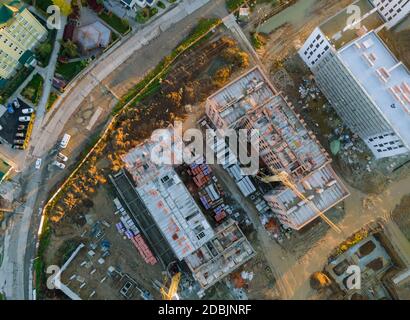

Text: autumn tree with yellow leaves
xmin=52 ymin=0 xmax=72 ymax=16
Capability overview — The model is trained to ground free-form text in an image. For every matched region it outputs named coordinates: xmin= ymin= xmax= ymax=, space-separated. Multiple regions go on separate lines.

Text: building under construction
xmin=119 ymin=127 xmax=256 ymax=290
xmin=206 ymin=66 xmax=350 ymax=230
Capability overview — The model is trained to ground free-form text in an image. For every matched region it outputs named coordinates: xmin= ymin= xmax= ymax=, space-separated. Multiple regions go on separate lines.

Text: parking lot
xmin=0 ymin=98 xmax=34 ymax=147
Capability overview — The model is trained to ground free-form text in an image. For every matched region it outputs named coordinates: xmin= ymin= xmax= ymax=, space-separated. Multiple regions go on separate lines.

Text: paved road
xmin=0 ymin=13 xmax=66 ymax=299
xmin=33 ymin=0 xmax=225 ymax=158
xmin=0 ymin=0 xmax=228 ymax=300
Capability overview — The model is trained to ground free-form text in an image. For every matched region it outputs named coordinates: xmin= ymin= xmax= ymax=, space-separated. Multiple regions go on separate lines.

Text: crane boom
xmin=257 ymin=171 xmax=342 ymax=233
xmin=160 ymin=272 xmax=181 ymax=300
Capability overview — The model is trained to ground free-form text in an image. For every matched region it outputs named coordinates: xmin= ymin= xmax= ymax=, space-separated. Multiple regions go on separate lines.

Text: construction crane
xmin=160 ymin=272 xmax=181 ymax=300
xmin=256 ymin=171 xmax=342 ymax=234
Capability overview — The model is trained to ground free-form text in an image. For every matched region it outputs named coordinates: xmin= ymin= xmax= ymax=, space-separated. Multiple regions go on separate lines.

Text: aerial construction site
xmin=2 ymin=0 xmax=410 ymax=305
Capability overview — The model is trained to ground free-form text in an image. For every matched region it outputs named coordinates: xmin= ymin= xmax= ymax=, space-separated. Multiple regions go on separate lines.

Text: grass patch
xmin=55 ymin=60 xmax=88 ymax=82
xmin=226 ymin=0 xmax=246 ymax=12
xmin=99 ymin=11 xmax=130 ymax=35
xmin=251 ymin=32 xmax=263 ymax=49
xmin=47 ymin=92 xmax=59 ymax=111
xmin=57 ymin=239 xmax=81 ymax=266
xmin=226 ymin=0 xmax=257 ymax=12
xmin=35 ymin=216 xmax=52 ymax=299
xmin=0 ymin=67 xmax=34 ymax=104
xmin=36 ymin=29 xmax=57 ymax=67
xmin=22 ymin=74 xmax=44 ymax=106
xmin=135 ymin=7 xmax=158 ymax=23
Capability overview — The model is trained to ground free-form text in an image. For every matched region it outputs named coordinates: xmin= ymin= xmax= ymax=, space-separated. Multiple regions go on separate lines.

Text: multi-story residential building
xmin=0 ymin=1 xmax=47 ymax=82
xmin=299 ymin=0 xmax=410 ymax=159
xmin=206 ymin=67 xmax=350 ymax=230
xmin=370 ymin=0 xmax=410 ymax=28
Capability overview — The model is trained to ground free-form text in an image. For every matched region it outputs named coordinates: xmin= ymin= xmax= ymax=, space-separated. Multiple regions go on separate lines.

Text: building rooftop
xmin=207 ymin=68 xmax=277 ymax=128
xmin=0 ymin=1 xmax=23 ymax=25
xmin=248 ymin=94 xmax=329 ymax=174
xmin=123 ymin=127 xmax=214 ymax=261
xmin=339 ymin=31 xmax=410 ymax=149
xmin=270 ymin=164 xmax=349 ymax=229
xmin=136 ymin=167 xmax=215 ymax=261
xmin=75 ymin=21 xmax=111 ymax=51
xmin=206 ymin=67 xmax=350 ymax=230
xmin=122 ymin=126 xmax=186 ymax=185
xmin=184 ymin=220 xmax=256 ymax=290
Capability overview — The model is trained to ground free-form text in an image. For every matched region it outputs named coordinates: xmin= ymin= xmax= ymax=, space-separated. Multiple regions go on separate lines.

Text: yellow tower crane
xmin=256 ymin=171 xmax=342 ymax=234
xmin=160 ymin=272 xmax=181 ymax=300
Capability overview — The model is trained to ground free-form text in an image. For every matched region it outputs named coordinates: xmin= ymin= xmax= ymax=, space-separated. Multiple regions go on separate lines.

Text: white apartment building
xmin=299 ymin=0 xmax=410 ymax=159
xmin=0 ymin=1 xmax=47 ymax=81
xmin=370 ymin=0 xmax=410 ymax=28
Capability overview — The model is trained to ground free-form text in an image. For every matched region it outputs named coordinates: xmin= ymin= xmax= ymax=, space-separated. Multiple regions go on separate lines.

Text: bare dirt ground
xmin=246 ymin=0 xmax=355 ymax=64
xmin=379 ymin=17 xmax=410 ymax=69
xmin=392 ymin=194 xmax=410 ymax=242
xmin=44 ymin=185 xmax=163 ymax=300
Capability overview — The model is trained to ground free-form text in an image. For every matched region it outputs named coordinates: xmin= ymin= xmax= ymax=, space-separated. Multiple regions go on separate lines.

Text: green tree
xmin=37 ymin=42 xmax=52 ymax=59
xmin=61 ymin=40 xmax=78 ymax=58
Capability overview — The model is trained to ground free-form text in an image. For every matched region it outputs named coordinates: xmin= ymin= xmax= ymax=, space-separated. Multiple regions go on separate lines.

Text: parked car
xmin=58 ymin=152 xmax=68 ymax=162
xmin=17 ymin=125 xmax=26 ymax=130
xmin=7 ymin=104 xmax=14 ymax=114
xmin=13 ymin=100 xmax=20 ymax=108
xmin=35 ymin=158 xmax=42 ymax=170
xmin=60 ymin=133 xmax=71 ymax=149
xmin=15 ymin=133 xmax=25 ymax=138
xmin=52 ymin=161 xmax=65 ymax=169
xmin=12 ymin=145 xmax=24 ymax=149
xmin=19 ymin=116 xmax=31 ymax=122
xmin=22 ymin=108 xmax=34 ymax=114
xmin=13 ymin=139 xmax=25 ymax=144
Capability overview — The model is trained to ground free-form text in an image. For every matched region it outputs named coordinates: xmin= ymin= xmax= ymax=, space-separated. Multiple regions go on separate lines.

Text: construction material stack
xmin=113 ymin=198 xmax=157 ymax=265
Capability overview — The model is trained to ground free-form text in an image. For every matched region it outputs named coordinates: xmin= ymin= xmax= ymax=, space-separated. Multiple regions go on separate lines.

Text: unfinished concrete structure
xmin=206 ymin=67 xmax=349 ymax=230
xmin=185 ymin=219 xmax=256 ymax=290
xmin=299 ymin=0 xmax=410 ymax=159
xmin=326 ymin=235 xmax=395 ymax=299
xmin=121 ymin=127 xmax=255 ymax=289
xmin=123 ymin=128 xmax=214 ymax=260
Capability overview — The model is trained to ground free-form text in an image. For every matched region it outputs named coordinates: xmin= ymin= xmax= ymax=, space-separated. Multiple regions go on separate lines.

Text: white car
xmin=13 ymin=100 xmax=20 ymax=108
xmin=60 ymin=133 xmax=71 ymax=149
xmin=22 ymin=108 xmax=34 ymax=114
xmin=19 ymin=116 xmax=31 ymax=122
xmin=58 ymin=152 xmax=68 ymax=162
xmin=53 ymin=161 xmax=65 ymax=169
xmin=35 ymin=158 xmax=42 ymax=170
